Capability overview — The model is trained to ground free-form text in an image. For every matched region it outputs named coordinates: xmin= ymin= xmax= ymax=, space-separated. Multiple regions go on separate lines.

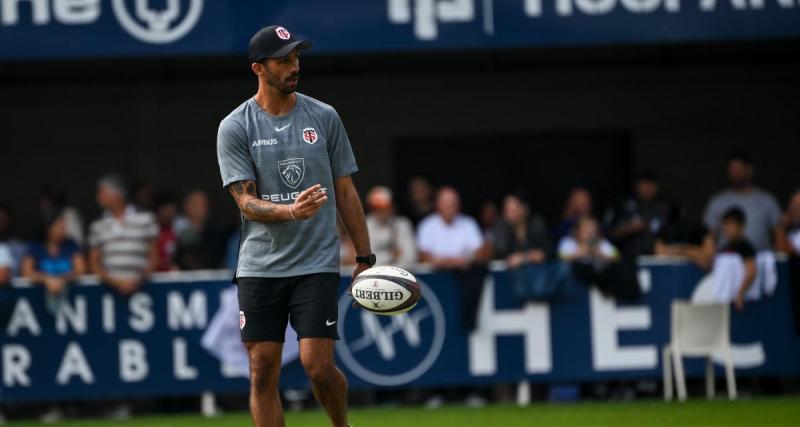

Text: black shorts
xmin=236 ymin=273 xmax=340 ymax=342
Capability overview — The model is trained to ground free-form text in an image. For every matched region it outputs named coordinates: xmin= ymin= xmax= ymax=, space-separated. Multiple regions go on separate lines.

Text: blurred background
xmin=1 ymin=1 xmax=800 ymax=425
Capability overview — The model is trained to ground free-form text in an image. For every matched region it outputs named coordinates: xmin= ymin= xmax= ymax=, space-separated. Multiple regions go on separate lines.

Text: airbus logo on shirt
xmin=252 ymin=138 xmax=278 ymax=148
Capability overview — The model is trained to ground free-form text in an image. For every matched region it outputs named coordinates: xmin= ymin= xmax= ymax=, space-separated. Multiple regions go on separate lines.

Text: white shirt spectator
xmin=367 ymin=214 xmax=416 ymax=268
xmin=417 ymin=214 xmax=483 ymax=259
xmin=89 ymin=205 xmax=158 ymax=280
xmin=557 ymin=236 xmax=618 ymax=260
xmin=0 ymin=243 xmax=13 ymax=269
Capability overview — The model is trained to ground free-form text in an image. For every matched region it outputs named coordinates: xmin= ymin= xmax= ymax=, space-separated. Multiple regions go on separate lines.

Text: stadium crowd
xmin=1 ymin=153 xmax=799 ymax=315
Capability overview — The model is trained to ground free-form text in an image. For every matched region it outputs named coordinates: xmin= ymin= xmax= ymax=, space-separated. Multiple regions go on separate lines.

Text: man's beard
xmin=267 ymin=73 xmax=299 ymax=95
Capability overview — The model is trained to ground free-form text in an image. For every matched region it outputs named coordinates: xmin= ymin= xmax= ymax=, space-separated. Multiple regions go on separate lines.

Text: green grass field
xmin=6 ymin=397 xmax=800 ymax=427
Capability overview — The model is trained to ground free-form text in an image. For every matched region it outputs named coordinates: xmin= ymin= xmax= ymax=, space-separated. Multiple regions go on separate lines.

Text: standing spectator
xmin=777 ymin=190 xmax=800 ymax=334
xmin=711 ymin=208 xmax=757 ymax=312
xmin=492 ymin=193 xmax=550 ymax=267
xmin=604 ymin=171 xmax=671 ymax=259
xmin=21 ymin=211 xmax=86 ymax=313
xmin=405 ymin=176 xmax=435 ymax=226
xmin=553 ymin=188 xmax=593 ymax=245
xmin=418 ymin=187 xmax=490 ymax=331
xmin=88 ymin=174 xmax=158 ymax=296
xmin=153 ymin=190 xmax=180 ymax=272
xmin=38 ymin=185 xmax=85 ymax=247
xmin=0 ymin=204 xmax=26 ymax=278
xmin=479 ymin=199 xmax=499 ymax=242
xmin=365 ymin=186 xmax=416 ymax=268
xmin=0 ymin=242 xmax=12 ymax=286
xmin=703 ymin=152 xmax=782 ymax=251
xmin=175 ymin=190 xmax=225 ymax=270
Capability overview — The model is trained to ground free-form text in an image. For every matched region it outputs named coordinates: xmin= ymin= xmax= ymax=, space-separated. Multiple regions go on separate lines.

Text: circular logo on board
xmin=112 ymin=0 xmax=204 ymax=44
xmin=336 ymin=280 xmax=446 ymax=386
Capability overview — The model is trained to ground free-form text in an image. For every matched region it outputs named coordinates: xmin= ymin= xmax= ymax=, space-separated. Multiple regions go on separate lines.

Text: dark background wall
xmin=1 ymin=43 xmax=799 ymax=233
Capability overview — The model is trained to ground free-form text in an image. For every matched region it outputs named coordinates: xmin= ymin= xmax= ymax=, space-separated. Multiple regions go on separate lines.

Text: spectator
xmin=0 ymin=242 xmax=12 ymax=286
xmin=38 ymin=185 xmax=85 ymax=247
xmin=492 ymin=193 xmax=550 ymax=267
xmin=479 ymin=199 xmax=499 ymax=241
xmin=703 ymin=152 xmax=781 ymax=252
xmin=711 ymin=208 xmax=757 ymax=312
xmin=0 ymin=204 xmax=26 ymax=278
xmin=777 ymin=190 xmax=800 ymax=334
xmin=655 ymin=203 xmax=715 ymax=270
xmin=175 ymin=190 xmax=225 ymax=270
xmin=88 ymin=174 xmax=158 ymax=296
xmin=405 ymin=176 xmax=435 ymax=226
xmin=21 ymin=211 xmax=86 ymax=313
xmin=418 ymin=187 xmax=490 ymax=332
xmin=365 ymin=186 xmax=416 ymax=268
xmin=558 ymin=216 xmax=619 ymax=264
xmin=553 ymin=187 xmax=593 ymax=245
xmin=604 ymin=171 xmax=671 ymax=259
xmin=558 ymin=216 xmax=641 ymax=300
xmin=153 ymin=190 xmax=180 ymax=272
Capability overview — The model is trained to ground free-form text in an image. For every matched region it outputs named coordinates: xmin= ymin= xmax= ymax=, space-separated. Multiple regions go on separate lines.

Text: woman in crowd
xmin=493 ymin=193 xmax=550 ymax=267
xmin=21 ymin=211 xmax=85 ymax=313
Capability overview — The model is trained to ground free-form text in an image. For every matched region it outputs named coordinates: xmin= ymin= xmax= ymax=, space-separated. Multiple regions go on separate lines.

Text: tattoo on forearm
xmin=229 ymin=180 xmax=257 ymax=196
xmin=245 ymin=199 xmax=275 ymax=218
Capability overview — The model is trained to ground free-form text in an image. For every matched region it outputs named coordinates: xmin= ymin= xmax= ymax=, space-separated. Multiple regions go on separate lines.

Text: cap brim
xmin=267 ymin=40 xmax=312 ymax=59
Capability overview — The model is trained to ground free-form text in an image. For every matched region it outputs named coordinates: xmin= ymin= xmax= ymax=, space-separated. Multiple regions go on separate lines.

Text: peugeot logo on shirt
xmin=278 ymin=158 xmax=305 ymax=189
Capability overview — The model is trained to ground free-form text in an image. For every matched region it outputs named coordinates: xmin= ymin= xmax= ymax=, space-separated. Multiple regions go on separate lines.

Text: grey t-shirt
xmin=217 ymin=94 xmax=358 ymax=278
xmin=703 ymin=187 xmax=781 ymax=251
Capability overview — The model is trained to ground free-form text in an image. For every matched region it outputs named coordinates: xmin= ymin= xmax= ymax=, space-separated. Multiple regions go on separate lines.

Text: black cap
xmin=248 ymin=25 xmax=312 ymax=62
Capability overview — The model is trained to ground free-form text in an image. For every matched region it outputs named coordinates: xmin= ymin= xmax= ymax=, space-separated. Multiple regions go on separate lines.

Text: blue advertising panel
xmin=0 ymin=0 xmax=798 ymax=60
xmin=1 ymin=261 xmax=798 ymax=402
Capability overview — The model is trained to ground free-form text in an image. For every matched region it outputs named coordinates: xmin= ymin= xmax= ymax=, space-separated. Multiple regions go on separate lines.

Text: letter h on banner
xmin=468 ymin=276 xmax=552 ymax=375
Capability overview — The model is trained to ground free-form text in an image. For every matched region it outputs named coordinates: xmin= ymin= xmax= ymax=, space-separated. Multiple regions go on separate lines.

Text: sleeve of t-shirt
xmin=703 ymin=196 xmax=722 ymax=232
xmin=735 ymin=240 xmax=756 ymax=259
xmin=0 ymin=244 xmax=13 ymax=268
xmin=765 ymin=194 xmax=782 ymax=228
xmin=464 ymin=218 xmax=484 ymax=253
xmin=143 ymin=213 xmax=159 ymax=241
xmin=325 ymin=109 xmax=359 ymax=179
xmin=217 ymin=118 xmax=256 ymax=188
xmin=416 ymin=218 xmax=433 ymax=254
xmin=557 ymin=237 xmax=577 ymax=259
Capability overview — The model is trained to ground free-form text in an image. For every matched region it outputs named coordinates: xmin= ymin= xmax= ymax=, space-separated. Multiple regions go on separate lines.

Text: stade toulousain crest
xmin=302 ymin=127 xmax=318 ymax=144
xmin=278 ymin=158 xmax=305 ymax=189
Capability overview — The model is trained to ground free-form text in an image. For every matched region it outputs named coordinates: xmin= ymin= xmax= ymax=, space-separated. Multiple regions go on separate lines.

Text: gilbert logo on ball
xmin=275 ymin=26 xmax=291 ymax=40
xmin=350 ymin=266 xmax=421 ymax=315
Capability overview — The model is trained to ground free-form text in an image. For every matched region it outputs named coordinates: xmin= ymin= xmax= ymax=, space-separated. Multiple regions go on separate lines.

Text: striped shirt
xmin=89 ymin=206 xmax=158 ymax=280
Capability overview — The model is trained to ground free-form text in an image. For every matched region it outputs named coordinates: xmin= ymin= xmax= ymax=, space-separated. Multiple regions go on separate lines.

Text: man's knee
xmin=247 ymin=342 xmax=282 ymax=392
xmin=301 ymin=356 xmax=337 ymax=386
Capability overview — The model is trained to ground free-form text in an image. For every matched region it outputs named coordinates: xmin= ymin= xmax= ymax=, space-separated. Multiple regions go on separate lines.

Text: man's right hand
xmin=290 ymin=184 xmax=328 ymax=220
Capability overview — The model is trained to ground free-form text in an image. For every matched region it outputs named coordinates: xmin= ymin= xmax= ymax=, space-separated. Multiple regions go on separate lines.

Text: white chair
xmin=663 ymin=301 xmax=737 ymax=401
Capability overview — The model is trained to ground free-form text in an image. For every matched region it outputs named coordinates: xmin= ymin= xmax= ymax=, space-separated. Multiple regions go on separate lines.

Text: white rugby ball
xmin=351 ymin=266 xmax=421 ymax=315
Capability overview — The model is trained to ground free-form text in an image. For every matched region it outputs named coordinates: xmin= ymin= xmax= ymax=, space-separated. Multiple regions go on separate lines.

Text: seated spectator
xmin=404 ymin=176 xmax=435 ymax=226
xmin=703 ymin=152 xmax=782 ymax=252
xmin=418 ymin=187 xmax=490 ymax=332
xmin=558 ymin=216 xmax=619 ymax=264
xmin=0 ymin=241 xmax=12 ymax=286
xmin=710 ymin=208 xmax=757 ymax=311
xmin=559 ymin=216 xmax=641 ymax=300
xmin=365 ymin=186 xmax=416 ymax=268
xmin=492 ymin=193 xmax=550 ymax=267
xmin=604 ymin=171 xmax=671 ymax=259
xmin=175 ymin=190 xmax=225 ymax=270
xmin=0 ymin=204 xmax=27 ymax=278
xmin=89 ymin=174 xmax=158 ymax=296
xmin=655 ymin=203 xmax=715 ymax=270
xmin=21 ymin=211 xmax=86 ymax=313
xmin=553 ymin=187 xmax=593 ymax=245
xmin=153 ymin=190 xmax=180 ymax=272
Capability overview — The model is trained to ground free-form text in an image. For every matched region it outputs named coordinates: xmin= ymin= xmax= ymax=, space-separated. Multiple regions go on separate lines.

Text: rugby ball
xmin=351 ymin=266 xmax=421 ymax=315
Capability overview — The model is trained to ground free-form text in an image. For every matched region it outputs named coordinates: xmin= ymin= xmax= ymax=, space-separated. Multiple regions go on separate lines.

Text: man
xmin=604 ymin=171 xmax=671 ymax=259
xmin=216 ymin=25 xmax=373 ymax=427
xmin=703 ymin=152 xmax=782 ymax=252
xmin=365 ymin=186 xmax=416 ymax=268
xmin=417 ymin=187 xmax=490 ymax=330
xmin=88 ymin=174 xmax=158 ymax=296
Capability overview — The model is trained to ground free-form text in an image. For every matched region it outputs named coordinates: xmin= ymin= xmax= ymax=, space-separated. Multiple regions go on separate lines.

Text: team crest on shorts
xmin=278 ymin=158 xmax=305 ymax=189
xmin=239 ymin=311 xmax=246 ymax=330
xmin=302 ymin=127 xmax=318 ymax=144
xmin=275 ymin=27 xmax=291 ymax=40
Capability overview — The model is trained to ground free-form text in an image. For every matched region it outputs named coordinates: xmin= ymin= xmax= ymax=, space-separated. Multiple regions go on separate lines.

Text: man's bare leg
xmin=246 ymin=341 xmax=285 ymax=427
xmin=300 ymin=338 xmax=349 ymax=427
